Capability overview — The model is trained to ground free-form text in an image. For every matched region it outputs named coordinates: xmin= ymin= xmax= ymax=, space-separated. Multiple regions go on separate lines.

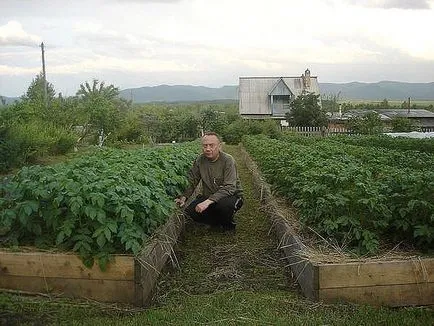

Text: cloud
xmin=347 ymin=0 xmax=432 ymax=9
xmin=0 ymin=21 xmax=41 ymax=47
xmin=106 ymin=0 xmax=181 ymax=2
xmin=0 ymin=65 xmax=39 ymax=75
xmin=49 ymin=55 xmax=194 ymax=74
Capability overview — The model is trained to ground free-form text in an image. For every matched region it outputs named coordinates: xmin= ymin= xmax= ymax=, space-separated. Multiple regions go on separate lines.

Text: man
xmin=175 ymin=132 xmax=243 ymax=230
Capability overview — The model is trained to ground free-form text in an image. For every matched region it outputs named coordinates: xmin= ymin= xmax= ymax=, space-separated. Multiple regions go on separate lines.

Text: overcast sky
xmin=1 ymin=0 xmax=434 ymax=97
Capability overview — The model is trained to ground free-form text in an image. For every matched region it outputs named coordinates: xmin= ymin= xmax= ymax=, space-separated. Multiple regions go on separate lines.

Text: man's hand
xmin=175 ymin=196 xmax=186 ymax=207
xmin=195 ymin=199 xmax=214 ymax=213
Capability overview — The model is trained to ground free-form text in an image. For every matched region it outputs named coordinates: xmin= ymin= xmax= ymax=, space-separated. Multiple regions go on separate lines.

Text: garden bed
xmin=240 ymin=145 xmax=433 ymax=307
xmin=0 ymin=212 xmax=184 ymax=305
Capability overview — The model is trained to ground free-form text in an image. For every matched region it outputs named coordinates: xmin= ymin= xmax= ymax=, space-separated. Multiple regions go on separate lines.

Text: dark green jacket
xmin=183 ymin=151 xmax=243 ymax=202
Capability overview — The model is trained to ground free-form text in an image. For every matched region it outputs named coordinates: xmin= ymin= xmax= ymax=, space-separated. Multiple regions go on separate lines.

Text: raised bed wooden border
xmin=240 ymin=145 xmax=433 ymax=307
xmin=0 ymin=212 xmax=184 ymax=305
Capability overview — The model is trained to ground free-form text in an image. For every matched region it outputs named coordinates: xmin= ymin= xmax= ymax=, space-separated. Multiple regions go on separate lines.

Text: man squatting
xmin=175 ymin=132 xmax=243 ymax=230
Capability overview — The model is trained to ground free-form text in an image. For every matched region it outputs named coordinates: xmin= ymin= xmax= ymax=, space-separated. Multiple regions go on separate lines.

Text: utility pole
xmin=40 ymin=42 xmax=48 ymax=109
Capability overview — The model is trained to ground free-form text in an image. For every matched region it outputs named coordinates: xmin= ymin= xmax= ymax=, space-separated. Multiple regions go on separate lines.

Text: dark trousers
xmin=184 ymin=195 xmax=243 ymax=227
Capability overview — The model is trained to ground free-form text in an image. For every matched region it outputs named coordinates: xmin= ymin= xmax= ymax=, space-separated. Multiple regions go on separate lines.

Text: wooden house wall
xmin=239 ymin=76 xmax=321 ymax=116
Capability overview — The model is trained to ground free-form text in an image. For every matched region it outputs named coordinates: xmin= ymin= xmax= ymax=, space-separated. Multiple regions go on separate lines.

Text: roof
xmin=239 ymin=76 xmax=321 ymax=97
xmin=239 ymin=76 xmax=321 ymax=115
xmin=269 ymin=78 xmax=293 ymax=96
xmin=375 ymin=109 xmax=434 ymax=118
xmin=328 ymin=110 xmax=391 ymax=121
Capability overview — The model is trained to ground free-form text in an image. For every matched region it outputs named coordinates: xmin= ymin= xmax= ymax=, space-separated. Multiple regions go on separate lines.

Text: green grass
xmin=1 ymin=145 xmax=433 ymax=325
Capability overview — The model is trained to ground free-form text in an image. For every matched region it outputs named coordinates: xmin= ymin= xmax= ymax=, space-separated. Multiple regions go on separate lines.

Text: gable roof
xmin=269 ymin=78 xmax=293 ymax=96
xmin=239 ymin=76 xmax=321 ymax=115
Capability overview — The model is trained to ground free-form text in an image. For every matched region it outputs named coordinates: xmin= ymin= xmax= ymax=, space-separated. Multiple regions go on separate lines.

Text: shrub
xmin=0 ymin=122 xmax=77 ymax=172
xmin=222 ymin=119 xmax=281 ymax=144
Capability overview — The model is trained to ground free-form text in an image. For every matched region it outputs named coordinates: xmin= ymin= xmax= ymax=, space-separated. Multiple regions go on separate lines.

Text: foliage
xmin=0 ymin=143 xmax=198 ymax=269
xmin=222 ymin=119 xmax=280 ymax=144
xmin=285 ymin=92 xmax=327 ymax=127
xmin=75 ymin=79 xmax=122 ymax=146
xmin=123 ymin=102 xmax=240 ymax=144
xmin=321 ymin=92 xmax=341 ymax=112
xmin=328 ymin=134 xmax=434 ymax=153
xmin=243 ymin=134 xmax=434 ymax=254
xmin=346 ymin=111 xmax=384 ymax=134
xmin=21 ymin=72 xmax=56 ymax=116
xmin=0 ymin=120 xmax=77 ymax=173
xmin=390 ymin=117 xmax=418 ymax=132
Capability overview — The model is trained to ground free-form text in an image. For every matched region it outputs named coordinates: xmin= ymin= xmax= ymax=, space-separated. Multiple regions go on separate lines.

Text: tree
xmin=347 ymin=111 xmax=383 ymax=134
xmin=391 ymin=117 xmax=417 ymax=132
xmin=76 ymin=79 xmax=121 ymax=146
xmin=23 ymin=72 xmax=55 ymax=104
xmin=285 ymin=92 xmax=327 ymax=127
xmin=321 ymin=92 xmax=341 ymax=112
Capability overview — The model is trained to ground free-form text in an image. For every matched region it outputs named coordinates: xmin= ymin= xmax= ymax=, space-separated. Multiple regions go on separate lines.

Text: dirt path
xmin=153 ymin=144 xmax=296 ymax=305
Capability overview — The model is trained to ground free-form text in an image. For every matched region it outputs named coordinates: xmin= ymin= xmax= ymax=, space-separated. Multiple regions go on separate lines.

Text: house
xmin=328 ymin=108 xmax=434 ymax=131
xmin=239 ymin=69 xmax=321 ymax=120
xmin=327 ymin=108 xmax=392 ymax=129
xmin=375 ymin=109 xmax=434 ymax=130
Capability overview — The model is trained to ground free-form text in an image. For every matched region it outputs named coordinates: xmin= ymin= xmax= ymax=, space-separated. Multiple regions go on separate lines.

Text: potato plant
xmin=0 ymin=144 xmax=198 ymax=270
xmin=243 ymin=135 xmax=434 ymax=254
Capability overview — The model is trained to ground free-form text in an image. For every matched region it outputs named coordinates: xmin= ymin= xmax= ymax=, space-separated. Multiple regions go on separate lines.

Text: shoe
xmin=222 ymin=222 xmax=236 ymax=231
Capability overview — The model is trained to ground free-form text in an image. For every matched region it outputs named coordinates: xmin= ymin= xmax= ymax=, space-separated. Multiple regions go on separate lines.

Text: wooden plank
xmin=319 ymin=283 xmax=434 ymax=307
xmin=0 ymin=252 xmax=134 ymax=281
xmin=273 ymin=215 xmax=318 ymax=300
xmin=135 ymin=213 xmax=185 ymax=306
xmin=0 ymin=275 xmax=135 ymax=303
xmin=319 ymin=258 xmax=433 ymax=288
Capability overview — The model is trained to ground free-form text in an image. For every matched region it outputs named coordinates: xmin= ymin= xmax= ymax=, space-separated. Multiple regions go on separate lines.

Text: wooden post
xmin=40 ymin=42 xmax=48 ymax=109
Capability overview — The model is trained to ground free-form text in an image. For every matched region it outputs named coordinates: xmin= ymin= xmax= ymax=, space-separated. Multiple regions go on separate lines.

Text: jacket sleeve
xmin=208 ymin=157 xmax=237 ymax=202
xmin=182 ymin=157 xmax=201 ymax=199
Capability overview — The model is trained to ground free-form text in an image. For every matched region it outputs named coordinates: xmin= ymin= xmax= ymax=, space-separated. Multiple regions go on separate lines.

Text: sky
xmin=1 ymin=0 xmax=434 ymax=97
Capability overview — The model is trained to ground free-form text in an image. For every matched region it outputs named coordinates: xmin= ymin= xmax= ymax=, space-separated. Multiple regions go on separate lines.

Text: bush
xmin=390 ymin=117 xmax=418 ymax=132
xmin=222 ymin=119 xmax=281 ymax=144
xmin=0 ymin=122 xmax=77 ymax=172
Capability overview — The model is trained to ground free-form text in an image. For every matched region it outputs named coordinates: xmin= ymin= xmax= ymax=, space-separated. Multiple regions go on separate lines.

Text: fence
xmin=283 ymin=126 xmax=350 ymax=136
xmin=284 ymin=126 xmax=434 ymax=137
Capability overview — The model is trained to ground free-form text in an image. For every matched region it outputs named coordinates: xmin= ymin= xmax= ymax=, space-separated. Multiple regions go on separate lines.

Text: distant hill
xmin=119 ymin=85 xmax=238 ymax=103
xmin=319 ymin=81 xmax=434 ymax=101
xmin=0 ymin=95 xmax=20 ymax=105
xmin=119 ymin=81 xmax=434 ymax=103
xmin=3 ymin=81 xmax=434 ymax=104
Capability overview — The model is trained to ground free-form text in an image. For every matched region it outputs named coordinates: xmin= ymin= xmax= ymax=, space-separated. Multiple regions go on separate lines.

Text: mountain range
xmin=119 ymin=81 xmax=434 ymax=103
xmin=0 ymin=96 xmax=20 ymax=105
xmin=2 ymin=81 xmax=434 ymax=105
xmin=319 ymin=81 xmax=434 ymax=101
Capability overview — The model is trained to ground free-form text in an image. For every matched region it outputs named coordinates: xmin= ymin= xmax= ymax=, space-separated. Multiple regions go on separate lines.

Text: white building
xmin=239 ymin=69 xmax=321 ymax=120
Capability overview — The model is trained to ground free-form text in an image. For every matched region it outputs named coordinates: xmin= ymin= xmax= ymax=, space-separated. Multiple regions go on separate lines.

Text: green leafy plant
xmin=243 ymin=134 xmax=434 ymax=254
xmin=0 ymin=143 xmax=199 ymax=269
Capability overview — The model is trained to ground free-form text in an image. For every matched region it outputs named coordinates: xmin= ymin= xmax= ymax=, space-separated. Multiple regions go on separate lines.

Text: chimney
xmin=302 ymin=68 xmax=311 ymax=89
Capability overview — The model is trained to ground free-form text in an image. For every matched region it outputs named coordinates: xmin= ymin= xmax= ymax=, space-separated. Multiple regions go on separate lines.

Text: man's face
xmin=202 ymin=135 xmax=221 ymax=161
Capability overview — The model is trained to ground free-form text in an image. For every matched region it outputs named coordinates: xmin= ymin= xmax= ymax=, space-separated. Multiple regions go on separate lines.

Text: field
xmin=340 ymin=99 xmax=434 ymax=106
xmin=0 ymin=142 xmax=433 ymax=325
xmin=243 ymin=134 xmax=434 ymax=255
